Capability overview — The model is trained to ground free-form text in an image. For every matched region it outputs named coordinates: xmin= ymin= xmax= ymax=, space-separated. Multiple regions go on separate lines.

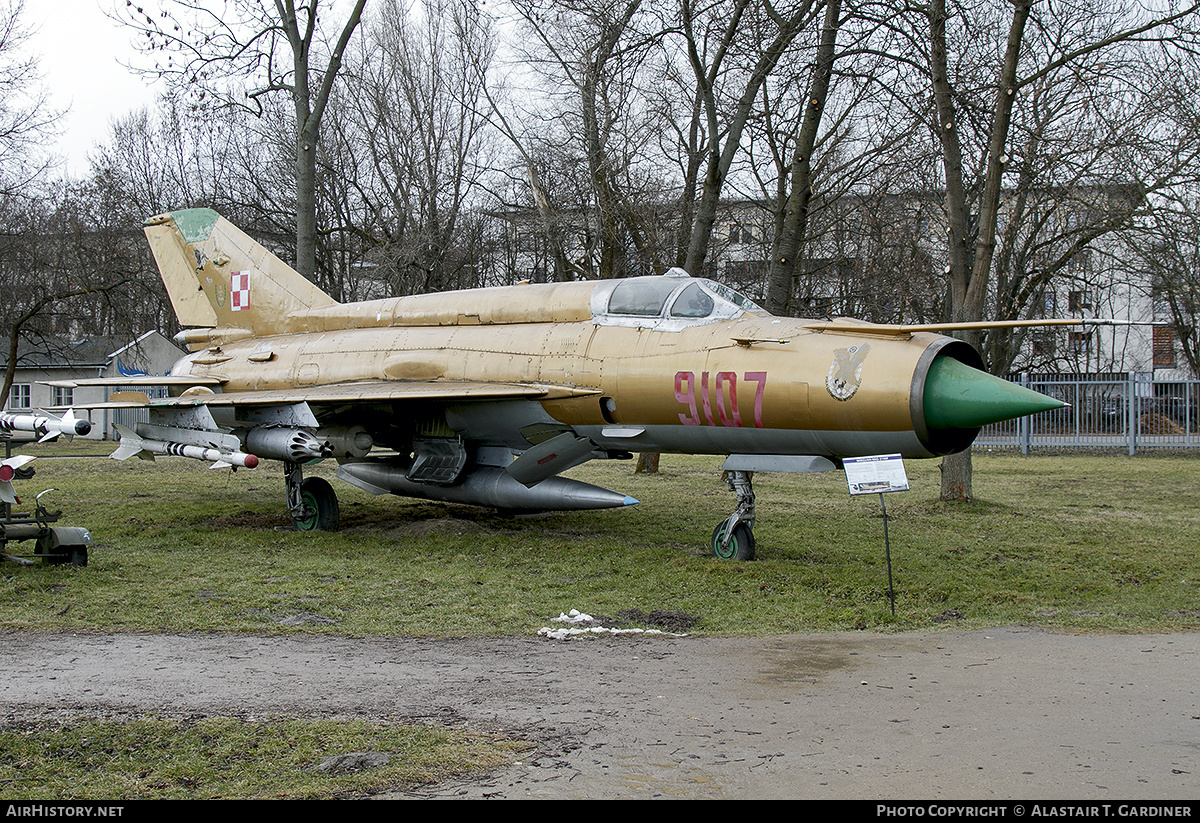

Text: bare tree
xmin=488 ymin=0 xmax=851 ymax=287
xmin=0 ymin=0 xmax=57 ymax=195
xmin=762 ymin=0 xmax=842 ymax=315
xmin=909 ymin=0 xmax=1200 ymax=500
xmin=678 ymin=0 xmax=823 ymax=275
xmin=90 ymin=99 xmax=307 ymax=298
xmin=0 ymin=0 xmax=103 ymax=407
xmin=120 ymin=0 xmax=367 ymax=283
xmin=328 ymin=0 xmax=498 ymax=297
xmin=1125 ymin=193 xmax=1200 ymax=378
xmin=497 ymin=0 xmax=676 ymax=279
xmin=92 ymin=103 xmax=246 ymax=220
xmin=789 ymin=189 xmax=943 ymax=323
xmin=1 ymin=180 xmax=160 ymax=407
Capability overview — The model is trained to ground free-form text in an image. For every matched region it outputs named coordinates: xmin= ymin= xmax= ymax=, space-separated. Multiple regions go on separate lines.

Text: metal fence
xmin=976 ymin=373 xmax=1200 ymax=453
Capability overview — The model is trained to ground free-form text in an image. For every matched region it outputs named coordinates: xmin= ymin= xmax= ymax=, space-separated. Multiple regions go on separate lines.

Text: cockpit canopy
xmin=591 ymin=270 xmax=763 ymax=330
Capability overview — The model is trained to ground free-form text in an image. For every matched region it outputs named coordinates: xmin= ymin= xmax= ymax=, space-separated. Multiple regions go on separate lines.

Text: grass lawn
xmin=3 ymin=443 xmax=1197 ymax=799
xmin=3 ymin=443 xmax=1197 ymax=636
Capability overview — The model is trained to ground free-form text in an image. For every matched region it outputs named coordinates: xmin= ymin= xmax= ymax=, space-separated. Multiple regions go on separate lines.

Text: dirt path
xmin=1 ymin=627 xmax=1197 ymax=799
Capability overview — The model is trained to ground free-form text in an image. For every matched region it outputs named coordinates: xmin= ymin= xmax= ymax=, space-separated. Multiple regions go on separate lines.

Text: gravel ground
xmin=1 ymin=627 xmax=1197 ymax=799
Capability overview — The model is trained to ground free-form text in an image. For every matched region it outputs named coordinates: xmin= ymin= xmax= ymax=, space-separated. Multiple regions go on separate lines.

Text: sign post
xmin=843 ymin=454 xmax=910 ymax=615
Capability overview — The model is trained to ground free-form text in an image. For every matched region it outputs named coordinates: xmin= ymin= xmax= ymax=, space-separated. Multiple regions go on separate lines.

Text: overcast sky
xmin=29 ymin=0 xmax=162 ymax=177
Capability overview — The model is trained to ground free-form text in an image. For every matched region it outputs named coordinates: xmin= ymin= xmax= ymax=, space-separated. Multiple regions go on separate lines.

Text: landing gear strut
xmin=712 ymin=470 xmax=755 ymax=561
xmin=285 ymin=461 xmax=340 ymax=532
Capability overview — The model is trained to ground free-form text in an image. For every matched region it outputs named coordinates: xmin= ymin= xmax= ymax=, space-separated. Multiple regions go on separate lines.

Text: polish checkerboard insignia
xmin=231 ymin=271 xmax=250 ymax=311
xmin=826 ymin=343 xmax=871 ymax=401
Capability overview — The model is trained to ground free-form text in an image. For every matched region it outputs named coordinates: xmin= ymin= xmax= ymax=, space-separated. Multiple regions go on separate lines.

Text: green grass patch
xmin=2 ymin=443 xmax=1198 ymax=635
xmin=0 ymin=712 xmax=529 ymax=799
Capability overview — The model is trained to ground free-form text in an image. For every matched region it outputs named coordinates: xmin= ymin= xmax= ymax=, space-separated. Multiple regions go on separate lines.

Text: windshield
xmin=593 ymin=274 xmax=763 ymax=329
xmin=669 ymin=282 xmax=715 ymax=318
xmin=702 ymin=279 xmax=762 ymax=313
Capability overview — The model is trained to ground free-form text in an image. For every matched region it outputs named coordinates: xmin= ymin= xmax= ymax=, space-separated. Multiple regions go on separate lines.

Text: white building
xmin=3 ymin=332 xmax=184 ymax=440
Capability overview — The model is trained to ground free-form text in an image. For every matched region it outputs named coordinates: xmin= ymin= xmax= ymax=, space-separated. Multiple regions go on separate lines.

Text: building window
xmin=1153 ymin=326 xmax=1177 ymax=369
xmin=724 ymin=259 xmax=762 ymax=282
xmin=1068 ymin=290 xmax=1091 ymax=312
xmin=1066 ymin=249 xmax=1091 ymax=275
xmin=729 ymin=225 xmax=755 ymax=245
xmin=1031 ymin=330 xmax=1057 ymax=356
xmin=1068 ymin=331 xmax=1092 ymax=354
xmin=7 ymin=384 xmax=30 ymax=410
xmin=52 ymin=386 xmax=74 ymax=407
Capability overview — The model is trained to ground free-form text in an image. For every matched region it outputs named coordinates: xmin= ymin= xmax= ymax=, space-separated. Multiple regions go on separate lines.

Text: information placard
xmin=843 ymin=454 xmax=909 ymax=496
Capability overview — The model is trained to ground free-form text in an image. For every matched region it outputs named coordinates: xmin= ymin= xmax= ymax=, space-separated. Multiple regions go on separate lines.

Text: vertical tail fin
xmin=143 ymin=209 xmax=337 ymax=335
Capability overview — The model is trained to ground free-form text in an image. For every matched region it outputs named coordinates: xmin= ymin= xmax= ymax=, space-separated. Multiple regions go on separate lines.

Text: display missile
xmin=336 ymin=462 xmax=638 ymax=511
xmin=0 ymin=410 xmax=91 ymax=442
xmin=112 ymin=425 xmax=259 ymax=469
xmin=0 ymin=454 xmax=36 ymax=505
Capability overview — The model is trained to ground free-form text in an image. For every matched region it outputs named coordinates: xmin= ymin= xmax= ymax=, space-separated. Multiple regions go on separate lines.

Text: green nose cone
xmin=924 ymin=357 xmax=1065 ymax=430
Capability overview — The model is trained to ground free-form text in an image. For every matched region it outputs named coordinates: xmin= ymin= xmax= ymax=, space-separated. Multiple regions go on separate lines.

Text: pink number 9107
xmin=674 ymin=371 xmax=766 ymax=428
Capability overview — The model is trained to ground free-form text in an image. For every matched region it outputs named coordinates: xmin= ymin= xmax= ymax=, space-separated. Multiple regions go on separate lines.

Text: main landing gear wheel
xmin=285 ymin=459 xmax=341 ymax=532
xmin=711 ymin=521 xmax=755 ymax=561
xmin=294 ymin=477 xmax=339 ymax=532
xmin=711 ymin=469 xmax=757 ymax=561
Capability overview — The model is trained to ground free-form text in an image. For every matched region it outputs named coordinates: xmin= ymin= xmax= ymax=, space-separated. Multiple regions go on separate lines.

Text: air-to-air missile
xmin=53 ymin=208 xmax=1068 ymax=555
xmin=0 ymin=410 xmax=91 ymax=442
xmin=0 ymin=454 xmax=37 ymax=505
xmin=112 ymin=425 xmax=259 ymax=470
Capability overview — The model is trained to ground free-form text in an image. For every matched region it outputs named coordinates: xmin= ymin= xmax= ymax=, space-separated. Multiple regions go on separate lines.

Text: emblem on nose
xmin=826 ymin=343 xmax=871 ymax=400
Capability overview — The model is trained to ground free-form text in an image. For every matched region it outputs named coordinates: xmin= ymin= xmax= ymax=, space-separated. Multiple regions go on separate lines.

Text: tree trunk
xmin=295 ymin=126 xmax=319 ymax=284
xmin=2 ymin=328 xmax=19 ymax=411
xmin=283 ymin=0 xmax=367 ymax=286
xmin=681 ymin=0 xmax=817 ymax=276
xmin=765 ymin=0 xmax=841 ymax=315
xmin=927 ymin=0 xmax=1031 ymax=502
xmin=939 ymin=451 xmax=973 ymax=503
xmin=634 ymin=452 xmax=660 ymax=474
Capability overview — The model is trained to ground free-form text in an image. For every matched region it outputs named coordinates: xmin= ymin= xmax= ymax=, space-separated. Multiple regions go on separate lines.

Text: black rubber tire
xmin=294 ymin=477 xmax=340 ymax=532
xmin=711 ymin=521 xmax=755 ymax=561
